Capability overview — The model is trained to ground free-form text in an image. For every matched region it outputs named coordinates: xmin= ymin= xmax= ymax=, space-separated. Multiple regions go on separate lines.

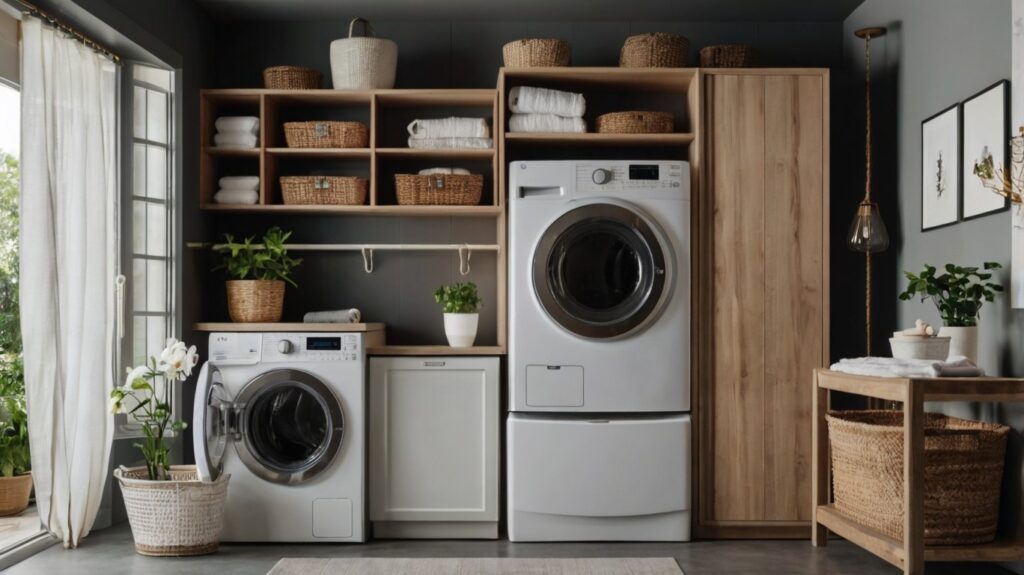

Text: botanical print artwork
xmin=1012 ymin=0 xmax=1024 ymax=307
xmin=962 ymin=81 xmax=1009 ymax=220
xmin=921 ymin=105 xmax=960 ymax=230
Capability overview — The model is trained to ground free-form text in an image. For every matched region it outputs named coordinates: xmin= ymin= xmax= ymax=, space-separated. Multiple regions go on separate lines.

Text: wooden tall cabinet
xmin=697 ymin=70 xmax=829 ymax=538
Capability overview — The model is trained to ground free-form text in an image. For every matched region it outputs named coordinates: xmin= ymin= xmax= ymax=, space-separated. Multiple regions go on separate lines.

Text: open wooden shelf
xmin=266 ymin=147 xmax=371 ymax=158
xmin=501 ymin=66 xmax=696 ymax=90
xmin=367 ymin=345 xmax=506 ymax=356
xmin=505 ymin=132 xmax=694 ymax=147
xmin=199 ymin=204 xmax=502 ymax=216
xmin=376 ymin=147 xmax=495 ymax=159
xmin=193 ymin=322 xmax=385 ymax=332
xmin=203 ymin=146 xmax=259 ymax=157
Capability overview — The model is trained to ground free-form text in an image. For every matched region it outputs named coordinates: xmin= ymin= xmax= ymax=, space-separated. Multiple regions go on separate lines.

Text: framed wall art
xmin=921 ymin=103 xmax=961 ymax=231
xmin=961 ymin=80 xmax=1010 ymax=220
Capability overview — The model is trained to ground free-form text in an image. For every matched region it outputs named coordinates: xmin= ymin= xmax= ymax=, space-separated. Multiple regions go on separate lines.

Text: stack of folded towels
xmin=418 ymin=167 xmax=470 ymax=175
xmin=508 ymin=86 xmax=586 ymax=133
xmin=407 ymin=117 xmax=492 ymax=149
xmin=214 ymin=176 xmax=259 ymax=205
xmin=214 ymin=116 xmax=259 ymax=149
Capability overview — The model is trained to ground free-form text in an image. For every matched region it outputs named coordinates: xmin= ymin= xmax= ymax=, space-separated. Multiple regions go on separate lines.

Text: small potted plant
xmin=434 ymin=282 xmax=481 ymax=347
xmin=899 ymin=262 xmax=1003 ymax=362
xmin=0 ymin=355 xmax=30 ymax=517
xmin=111 ymin=338 xmax=230 ymax=556
xmin=213 ymin=226 xmax=302 ymax=323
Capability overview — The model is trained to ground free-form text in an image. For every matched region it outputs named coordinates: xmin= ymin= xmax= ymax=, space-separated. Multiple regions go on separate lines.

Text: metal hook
xmin=458 ymin=245 xmax=471 ymax=276
xmin=361 ymin=247 xmax=374 ymax=274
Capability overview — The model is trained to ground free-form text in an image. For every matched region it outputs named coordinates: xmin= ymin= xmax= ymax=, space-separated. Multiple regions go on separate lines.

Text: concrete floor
xmin=4 ymin=524 xmax=1017 ymax=575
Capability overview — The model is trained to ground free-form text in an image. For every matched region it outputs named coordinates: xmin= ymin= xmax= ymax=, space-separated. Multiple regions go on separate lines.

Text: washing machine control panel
xmin=575 ymin=161 xmax=685 ymax=194
xmin=262 ymin=334 xmax=362 ymax=362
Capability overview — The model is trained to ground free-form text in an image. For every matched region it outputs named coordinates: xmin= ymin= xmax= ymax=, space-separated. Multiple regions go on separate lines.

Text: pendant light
xmin=847 ymin=27 xmax=889 ymax=355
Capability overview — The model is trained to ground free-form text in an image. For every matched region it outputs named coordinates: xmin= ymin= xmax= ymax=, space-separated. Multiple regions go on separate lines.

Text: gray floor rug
xmin=269 ymin=557 xmax=684 ymax=575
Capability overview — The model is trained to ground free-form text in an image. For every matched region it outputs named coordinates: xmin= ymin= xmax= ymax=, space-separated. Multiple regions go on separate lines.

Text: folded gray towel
xmin=303 ymin=309 xmax=362 ymax=324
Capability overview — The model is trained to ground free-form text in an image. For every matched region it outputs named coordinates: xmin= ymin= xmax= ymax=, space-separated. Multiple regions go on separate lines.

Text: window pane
xmin=146 ymin=259 xmax=167 ymax=312
xmin=146 ymin=316 xmax=166 ymax=367
xmin=133 ymin=65 xmax=172 ymax=92
xmin=146 ymin=202 xmax=167 ymax=257
xmin=146 ymin=90 xmax=168 ymax=145
xmin=132 ymin=201 xmax=146 ymax=254
xmin=145 ymin=145 xmax=167 ymax=200
xmin=133 ymin=86 xmax=146 ymax=139
xmin=132 ymin=316 xmax=146 ymax=367
xmin=132 ymin=258 xmax=145 ymax=311
xmin=133 ymin=143 xmax=146 ymax=197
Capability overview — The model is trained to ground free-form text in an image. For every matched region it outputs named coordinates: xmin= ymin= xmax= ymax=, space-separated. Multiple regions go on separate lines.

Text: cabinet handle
xmin=423 ymin=361 xmax=446 ymax=367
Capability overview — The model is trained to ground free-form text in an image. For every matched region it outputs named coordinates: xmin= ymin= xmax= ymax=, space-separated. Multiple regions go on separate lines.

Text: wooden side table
xmin=812 ymin=368 xmax=1024 ymax=575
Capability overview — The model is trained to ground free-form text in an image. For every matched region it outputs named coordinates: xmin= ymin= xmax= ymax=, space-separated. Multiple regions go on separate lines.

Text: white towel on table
xmin=213 ymin=189 xmax=259 ymax=205
xmin=407 ymin=137 xmax=493 ymax=150
xmin=218 ymin=176 xmax=259 ymax=191
xmin=509 ymin=113 xmax=587 ymax=133
xmin=215 ymin=116 xmax=259 ymax=134
xmin=303 ymin=309 xmax=362 ymax=324
xmin=829 ymin=356 xmax=985 ymax=378
xmin=408 ymin=117 xmax=490 ymax=139
xmin=509 ymin=86 xmax=586 ymax=117
xmin=418 ymin=167 xmax=471 ymax=175
xmin=214 ymin=132 xmax=258 ymax=149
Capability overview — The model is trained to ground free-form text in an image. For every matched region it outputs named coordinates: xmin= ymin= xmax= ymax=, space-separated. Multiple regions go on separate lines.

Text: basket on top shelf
xmin=263 ymin=66 xmax=323 ymax=90
xmin=394 ymin=173 xmax=483 ymax=206
xmin=596 ymin=111 xmax=674 ymax=134
xmin=502 ymin=39 xmax=570 ymax=67
xmin=283 ymin=121 xmax=369 ymax=148
xmin=700 ymin=44 xmax=759 ymax=68
xmin=619 ymin=33 xmax=689 ymax=68
xmin=280 ymin=176 xmax=368 ymax=206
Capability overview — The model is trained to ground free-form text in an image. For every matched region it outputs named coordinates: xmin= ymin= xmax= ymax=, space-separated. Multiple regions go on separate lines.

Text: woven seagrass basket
xmin=502 ymin=39 xmax=570 ymax=67
xmin=283 ymin=121 xmax=369 ymax=148
xmin=596 ymin=111 xmax=674 ymax=134
xmin=226 ymin=280 xmax=285 ymax=323
xmin=262 ymin=66 xmax=323 ymax=90
xmin=619 ymin=33 xmax=689 ymax=68
xmin=0 ymin=473 xmax=32 ymax=517
xmin=700 ymin=44 xmax=759 ymax=68
xmin=394 ymin=174 xmax=483 ymax=206
xmin=280 ymin=176 xmax=368 ymax=206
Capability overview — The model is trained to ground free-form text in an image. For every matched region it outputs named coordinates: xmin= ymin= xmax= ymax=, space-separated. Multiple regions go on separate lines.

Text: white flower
xmin=109 ymin=395 xmax=124 ymax=414
xmin=157 ymin=338 xmax=199 ymax=381
xmin=123 ymin=365 xmax=148 ymax=390
xmin=181 ymin=345 xmax=199 ymax=379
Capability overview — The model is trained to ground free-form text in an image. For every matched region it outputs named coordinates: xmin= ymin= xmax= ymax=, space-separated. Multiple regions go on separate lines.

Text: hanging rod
xmin=185 ymin=242 xmax=500 ymax=252
xmin=13 ymin=0 xmax=123 ymax=64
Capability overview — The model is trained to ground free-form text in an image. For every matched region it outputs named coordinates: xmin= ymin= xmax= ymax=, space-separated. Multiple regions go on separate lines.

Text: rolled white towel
xmin=418 ymin=167 xmax=471 ymax=175
xmin=408 ymin=117 xmax=490 ymax=139
xmin=213 ymin=189 xmax=259 ymax=205
xmin=303 ymin=309 xmax=362 ymax=324
xmin=509 ymin=113 xmax=587 ymax=133
xmin=215 ymin=116 xmax=259 ymax=134
xmin=218 ymin=176 xmax=260 ymax=191
xmin=509 ymin=86 xmax=585 ymax=117
xmin=407 ymin=137 xmax=493 ymax=150
xmin=214 ymin=132 xmax=258 ymax=149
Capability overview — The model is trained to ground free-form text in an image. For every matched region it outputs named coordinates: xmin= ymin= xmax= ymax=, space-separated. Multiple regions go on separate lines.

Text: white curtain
xmin=19 ymin=16 xmax=117 ymax=548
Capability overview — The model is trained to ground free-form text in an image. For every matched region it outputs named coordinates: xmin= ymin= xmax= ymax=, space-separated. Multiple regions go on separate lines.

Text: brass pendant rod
xmin=866 ymin=251 xmax=872 ymax=356
xmin=864 ymin=32 xmax=873 ymax=204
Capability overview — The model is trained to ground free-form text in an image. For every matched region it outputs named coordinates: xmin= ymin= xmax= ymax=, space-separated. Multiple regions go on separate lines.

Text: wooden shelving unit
xmin=193 ymin=322 xmax=385 ymax=333
xmin=505 ymin=132 xmax=695 ymax=147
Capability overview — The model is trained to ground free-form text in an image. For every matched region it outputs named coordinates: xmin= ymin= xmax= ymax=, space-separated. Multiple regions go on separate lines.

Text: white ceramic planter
xmin=939 ymin=326 xmax=979 ymax=362
xmin=443 ymin=313 xmax=479 ymax=348
xmin=889 ymin=336 xmax=951 ymax=360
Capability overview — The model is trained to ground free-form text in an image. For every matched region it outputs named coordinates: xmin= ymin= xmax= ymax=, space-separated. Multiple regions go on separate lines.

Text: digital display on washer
xmin=306 ymin=337 xmax=341 ymax=351
xmin=629 ymin=165 xmax=660 ymax=180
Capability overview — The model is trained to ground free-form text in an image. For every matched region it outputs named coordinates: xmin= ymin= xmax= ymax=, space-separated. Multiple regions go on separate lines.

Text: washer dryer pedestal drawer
xmin=507 ymin=413 xmax=691 ymax=542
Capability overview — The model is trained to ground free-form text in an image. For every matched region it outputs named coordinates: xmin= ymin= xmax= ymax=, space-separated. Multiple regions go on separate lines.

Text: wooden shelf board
xmin=200 ymin=90 xmax=262 ymax=105
xmin=203 ymin=147 xmax=260 ymax=157
xmin=263 ymin=90 xmax=374 ymax=105
xmin=375 ymin=89 xmax=496 ymax=107
xmin=193 ymin=322 xmax=385 ymax=332
xmin=376 ymin=148 xmax=495 ymax=159
xmin=367 ymin=345 xmax=505 ymax=356
xmin=266 ymin=147 xmax=371 ymax=158
xmin=816 ymin=369 xmax=1024 ymax=403
xmin=200 ymin=204 xmax=502 ymax=217
xmin=500 ymin=67 xmax=695 ymax=91
xmin=505 ymin=132 xmax=694 ymax=147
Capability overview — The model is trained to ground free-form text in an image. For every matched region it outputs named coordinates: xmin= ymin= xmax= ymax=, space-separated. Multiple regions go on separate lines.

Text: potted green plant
xmin=434 ymin=282 xmax=481 ymax=347
xmin=898 ymin=262 xmax=1003 ymax=362
xmin=0 ymin=355 xmax=30 ymax=517
xmin=213 ymin=226 xmax=302 ymax=323
xmin=111 ymin=338 xmax=229 ymax=556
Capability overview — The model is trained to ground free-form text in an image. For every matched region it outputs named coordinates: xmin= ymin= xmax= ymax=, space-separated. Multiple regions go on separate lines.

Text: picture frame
xmin=961 ymin=79 xmax=1010 ymax=220
xmin=921 ymin=103 xmax=961 ymax=231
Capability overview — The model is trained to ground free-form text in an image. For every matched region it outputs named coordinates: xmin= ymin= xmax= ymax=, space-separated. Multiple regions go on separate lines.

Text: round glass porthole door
xmin=533 ymin=202 xmax=670 ymax=339
xmin=236 ymin=369 xmax=344 ymax=485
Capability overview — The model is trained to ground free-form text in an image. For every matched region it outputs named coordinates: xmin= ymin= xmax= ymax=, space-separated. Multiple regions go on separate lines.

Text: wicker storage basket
xmin=226 ymin=280 xmax=285 ymax=323
xmin=619 ymin=33 xmax=689 ymax=68
xmin=115 ymin=466 xmax=230 ymax=557
xmin=283 ymin=121 xmax=368 ymax=149
xmin=502 ymin=39 xmax=570 ymax=67
xmin=280 ymin=176 xmax=368 ymax=206
xmin=394 ymin=174 xmax=484 ymax=206
xmin=262 ymin=66 xmax=323 ymax=90
xmin=700 ymin=44 xmax=759 ymax=68
xmin=596 ymin=111 xmax=674 ymax=134
xmin=827 ymin=410 xmax=1009 ymax=545
xmin=330 ymin=18 xmax=398 ymax=89
xmin=0 ymin=473 xmax=32 ymax=517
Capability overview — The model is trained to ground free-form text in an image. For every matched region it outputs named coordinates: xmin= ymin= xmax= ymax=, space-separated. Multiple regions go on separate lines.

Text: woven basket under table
xmin=283 ymin=121 xmax=369 ymax=148
xmin=395 ymin=174 xmax=483 ymax=206
xmin=263 ymin=66 xmax=323 ymax=90
xmin=700 ymin=44 xmax=759 ymax=68
xmin=280 ymin=176 xmax=368 ymax=206
xmin=827 ymin=410 xmax=1008 ymax=545
xmin=502 ymin=39 xmax=570 ymax=67
xmin=619 ymin=33 xmax=689 ymax=68
xmin=596 ymin=111 xmax=675 ymax=134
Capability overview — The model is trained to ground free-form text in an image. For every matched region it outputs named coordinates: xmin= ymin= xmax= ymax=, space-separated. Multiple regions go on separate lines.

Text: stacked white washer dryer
xmin=508 ymin=160 xmax=691 ymax=542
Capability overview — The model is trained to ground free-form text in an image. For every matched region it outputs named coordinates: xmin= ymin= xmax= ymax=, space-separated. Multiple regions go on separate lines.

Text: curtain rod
xmin=12 ymin=0 xmax=122 ymax=64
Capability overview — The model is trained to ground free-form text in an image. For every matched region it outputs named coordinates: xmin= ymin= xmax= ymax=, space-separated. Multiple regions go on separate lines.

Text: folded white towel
xmin=509 ymin=86 xmax=586 ymax=117
xmin=213 ymin=189 xmax=259 ymax=205
xmin=408 ymin=117 xmax=490 ymax=139
xmin=418 ymin=167 xmax=471 ymax=175
xmin=407 ymin=137 xmax=493 ymax=150
xmin=509 ymin=113 xmax=587 ymax=133
xmin=214 ymin=132 xmax=258 ymax=149
xmin=218 ymin=176 xmax=260 ymax=191
xmin=303 ymin=309 xmax=362 ymax=324
xmin=829 ymin=356 xmax=985 ymax=379
xmin=215 ymin=116 xmax=259 ymax=134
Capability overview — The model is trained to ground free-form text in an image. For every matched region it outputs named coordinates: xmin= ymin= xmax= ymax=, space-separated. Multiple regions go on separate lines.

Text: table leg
xmin=812 ymin=371 xmax=829 ymax=546
xmin=903 ymin=381 xmax=924 ymax=574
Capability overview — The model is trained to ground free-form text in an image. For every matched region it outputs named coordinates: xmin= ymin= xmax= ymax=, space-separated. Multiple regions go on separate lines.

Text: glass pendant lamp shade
xmin=847 ymin=200 xmax=889 ymax=253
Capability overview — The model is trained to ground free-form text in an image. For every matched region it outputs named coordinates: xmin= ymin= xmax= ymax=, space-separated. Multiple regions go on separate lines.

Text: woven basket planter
xmin=226 ymin=280 xmax=285 ymax=323
xmin=280 ymin=176 xmax=368 ymax=205
xmin=395 ymin=174 xmax=483 ymax=206
xmin=827 ymin=410 xmax=1009 ymax=545
xmin=619 ymin=33 xmax=689 ymax=68
xmin=700 ymin=44 xmax=759 ymax=68
xmin=596 ymin=111 xmax=674 ymax=134
xmin=0 ymin=473 xmax=32 ymax=517
xmin=115 ymin=466 xmax=230 ymax=557
xmin=502 ymin=39 xmax=570 ymax=67
xmin=283 ymin=121 xmax=369 ymax=149
xmin=263 ymin=66 xmax=323 ymax=90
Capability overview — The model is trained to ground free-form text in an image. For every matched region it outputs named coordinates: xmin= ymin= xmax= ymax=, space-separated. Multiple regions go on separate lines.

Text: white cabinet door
xmin=369 ymin=357 xmax=499 ymax=523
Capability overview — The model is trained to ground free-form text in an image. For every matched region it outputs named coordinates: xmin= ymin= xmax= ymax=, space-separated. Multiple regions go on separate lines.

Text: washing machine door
xmin=533 ymin=201 xmax=670 ymax=339
xmin=233 ymin=369 xmax=345 ymax=485
xmin=194 ymin=362 xmax=231 ymax=482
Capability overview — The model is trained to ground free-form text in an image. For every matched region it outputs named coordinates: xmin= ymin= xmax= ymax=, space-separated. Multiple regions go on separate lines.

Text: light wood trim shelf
xmin=375 ymin=148 xmax=495 ymax=159
xmin=193 ymin=322 xmax=385 ymax=332
xmin=199 ymin=204 xmax=503 ymax=217
xmin=500 ymin=66 xmax=696 ymax=90
xmin=367 ymin=345 xmax=505 ymax=356
xmin=505 ymin=133 xmax=694 ymax=146
xmin=203 ymin=147 xmax=260 ymax=157
xmin=265 ymin=148 xmax=371 ymax=158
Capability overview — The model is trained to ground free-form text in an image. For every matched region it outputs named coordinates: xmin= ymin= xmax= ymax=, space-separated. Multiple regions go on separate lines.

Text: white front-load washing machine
xmin=193 ymin=332 xmax=366 ymax=542
xmin=508 ymin=160 xmax=691 ymax=542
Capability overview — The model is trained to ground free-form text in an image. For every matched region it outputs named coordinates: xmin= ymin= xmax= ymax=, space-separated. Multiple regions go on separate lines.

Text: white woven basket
xmin=330 ymin=18 xmax=398 ymax=89
xmin=115 ymin=465 xmax=230 ymax=556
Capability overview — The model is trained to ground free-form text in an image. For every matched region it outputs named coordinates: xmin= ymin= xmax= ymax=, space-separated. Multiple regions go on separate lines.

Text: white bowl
xmin=889 ymin=336 xmax=950 ymax=360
